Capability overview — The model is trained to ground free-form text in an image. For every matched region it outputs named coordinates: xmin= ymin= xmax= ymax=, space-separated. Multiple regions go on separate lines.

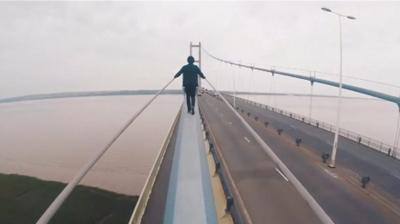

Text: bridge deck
xmin=200 ymin=92 xmax=400 ymax=223
xmin=199 ymin=94 xmax=323 ymax=224
xmin=229 ymin=95 xmax=400 ymax=199
xmin=163 ymin=105 xmax=217 ymax=224
xmin=140 ymin=104 xmax=217 ymax=224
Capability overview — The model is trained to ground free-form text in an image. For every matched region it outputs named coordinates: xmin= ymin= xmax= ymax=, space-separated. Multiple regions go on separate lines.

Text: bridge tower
xmin=190 ymin=41 xmax=202 ymax=87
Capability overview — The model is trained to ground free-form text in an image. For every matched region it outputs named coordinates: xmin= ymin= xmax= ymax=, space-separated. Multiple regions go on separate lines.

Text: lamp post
xmin=321 ymin=7 xmax=356 ymax=168
xmin=233 ymin=60 xmax=242 ymax=108
xmin=233 ymin=61 xmax=237 ymax=108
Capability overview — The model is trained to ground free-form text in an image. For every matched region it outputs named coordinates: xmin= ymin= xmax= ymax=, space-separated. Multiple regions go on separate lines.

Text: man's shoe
xmin=191 ymin=109 xmax=195 ymax=115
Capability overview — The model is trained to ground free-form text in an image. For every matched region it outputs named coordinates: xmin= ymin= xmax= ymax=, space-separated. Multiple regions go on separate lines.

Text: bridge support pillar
xmin=190 ymin=41 xmax=202 ymax=87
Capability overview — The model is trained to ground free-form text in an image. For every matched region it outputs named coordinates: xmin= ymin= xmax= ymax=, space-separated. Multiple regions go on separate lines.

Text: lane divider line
xmin=323 ymin=169 xmax=338 ymax=179
xmin=275 ymin=167 xmax=289 ymax=182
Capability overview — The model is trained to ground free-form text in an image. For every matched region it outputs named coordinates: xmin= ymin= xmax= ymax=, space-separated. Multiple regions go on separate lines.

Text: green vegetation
xmin=0 ymin=174 xmax=138 ymax=224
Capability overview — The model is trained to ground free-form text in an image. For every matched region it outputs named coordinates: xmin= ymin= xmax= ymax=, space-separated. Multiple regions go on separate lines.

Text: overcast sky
xmin=1 ymin=1 xmax=399 ymax=99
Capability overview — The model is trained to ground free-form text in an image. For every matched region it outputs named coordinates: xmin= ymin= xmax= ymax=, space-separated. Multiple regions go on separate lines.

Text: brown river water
xmin=0 ymin=94 xmax=396 ymax=195
xmin=0 ymin=95 xmax=182 ymax=195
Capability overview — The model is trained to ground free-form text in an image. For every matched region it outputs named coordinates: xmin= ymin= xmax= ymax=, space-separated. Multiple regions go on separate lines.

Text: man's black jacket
xmin=174 ymin=64 xmax=205 ymax=87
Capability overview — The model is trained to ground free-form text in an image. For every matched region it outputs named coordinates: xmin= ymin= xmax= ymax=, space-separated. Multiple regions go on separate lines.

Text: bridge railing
xmin=199 ymin=110 xmax=247 ymax=224
xmin=235 ymin=96 xmax=399 ymax=159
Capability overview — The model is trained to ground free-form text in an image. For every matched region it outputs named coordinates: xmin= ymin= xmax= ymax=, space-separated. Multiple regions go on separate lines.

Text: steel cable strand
xmin=36 ymin=78 xmax=176 ymax=224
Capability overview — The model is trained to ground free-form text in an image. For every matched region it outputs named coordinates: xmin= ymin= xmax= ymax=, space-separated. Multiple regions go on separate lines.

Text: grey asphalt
xmin=199 ymin=93 xmax=400 ymax=224
xmin=199 ymin=94 xmax=322 ymax=224
xmin=228 ymin=94 xmax=400 ymax=200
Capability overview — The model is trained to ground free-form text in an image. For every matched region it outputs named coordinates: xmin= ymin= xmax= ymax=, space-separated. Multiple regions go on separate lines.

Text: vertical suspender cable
xmin=36 ymin=78 xmax=175 ymax=224
xmin=393 ymin=89 xmax=400 ymax=157
xmin=393 ymin=106 xmax=400 ymax=157
xmin=205 ymin=78 xmax=334 ymax=224
xmin=233 ymin=61 xmax=237 ymax=108
xmin=201 ymin=47 xmax=400 ymax=106
xmin=271 ymin=67 xmax=275 ymax=107
xmin=309 ymin=71 xmax=315 ymax=121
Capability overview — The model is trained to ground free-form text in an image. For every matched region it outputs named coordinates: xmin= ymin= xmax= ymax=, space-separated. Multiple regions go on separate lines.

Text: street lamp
xmin=233 ymin=61 xmax=238 ymax=108
xmin=321 ymin=7 xmax=356 ymax=168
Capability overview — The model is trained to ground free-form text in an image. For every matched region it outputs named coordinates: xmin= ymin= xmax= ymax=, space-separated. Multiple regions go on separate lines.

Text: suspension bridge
xmin=33 ymin=42 xmax=400 ymax=224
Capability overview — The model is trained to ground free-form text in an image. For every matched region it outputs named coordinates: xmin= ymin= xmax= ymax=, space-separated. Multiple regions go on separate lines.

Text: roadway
xmin=199 ymin=92 xmax=400 ymax=224
xmin=199 ymin=94 xmax=322 ymax=224
xmin=227 ymin=94 xmax=400 ymax=199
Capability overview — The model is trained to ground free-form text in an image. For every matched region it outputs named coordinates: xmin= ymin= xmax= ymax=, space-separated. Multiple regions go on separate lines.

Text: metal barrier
xmin=36 ymin=79 xmax=175 ymax=224
xmin=199 ymin=109 xmax=247 ymax=224
xmin=233 ymin=95 xmax=399 ymax=159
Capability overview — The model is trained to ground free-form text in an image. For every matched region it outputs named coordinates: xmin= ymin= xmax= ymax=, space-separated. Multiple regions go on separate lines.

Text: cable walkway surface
xmin=163 ymin=104 xmax=217 ymax=224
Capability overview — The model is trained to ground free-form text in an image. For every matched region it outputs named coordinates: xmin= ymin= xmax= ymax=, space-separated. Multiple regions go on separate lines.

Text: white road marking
xmin=323 ymin=168 xmax=338 ymax=178
xmin=290 ymin=125 xmax=297 ymax=130
xmin=244 ymin=137 xmax=251 ymax=143
xmin=390 ymin=172 xmax=400 ymax=180
xmin=207 ymin=123 xmax=255 ymax=224
xmin=275 ymin=168 xmax=289 ymax=182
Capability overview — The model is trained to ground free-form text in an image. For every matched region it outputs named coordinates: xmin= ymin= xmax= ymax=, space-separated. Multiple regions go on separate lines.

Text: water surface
xmin=0 ymin=95 xmax=182 ymax=195
xmin=1 ymin=94 xmax=397 ymax=195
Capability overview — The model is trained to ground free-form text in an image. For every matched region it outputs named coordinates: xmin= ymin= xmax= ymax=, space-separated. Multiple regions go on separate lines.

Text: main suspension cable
xmin=202 ymin=47 xmax=400 ymax=105
xmin=202 ymin=47 xmax=400 ymax=89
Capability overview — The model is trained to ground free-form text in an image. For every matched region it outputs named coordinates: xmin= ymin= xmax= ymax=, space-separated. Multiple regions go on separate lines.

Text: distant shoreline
xmin=0 ymin=89 xmax=182 ymax=104
xmin=0 ymin=89 xmax=373 ymax=104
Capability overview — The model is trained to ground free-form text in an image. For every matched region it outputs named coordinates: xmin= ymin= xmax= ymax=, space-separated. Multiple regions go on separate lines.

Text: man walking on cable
xmin=174 ymin=56 xmax=206 ymax=115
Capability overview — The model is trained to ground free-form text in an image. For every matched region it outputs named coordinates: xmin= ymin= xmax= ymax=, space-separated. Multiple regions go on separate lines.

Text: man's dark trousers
xmin=184 ymin=84 xmax=197 ymax=112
